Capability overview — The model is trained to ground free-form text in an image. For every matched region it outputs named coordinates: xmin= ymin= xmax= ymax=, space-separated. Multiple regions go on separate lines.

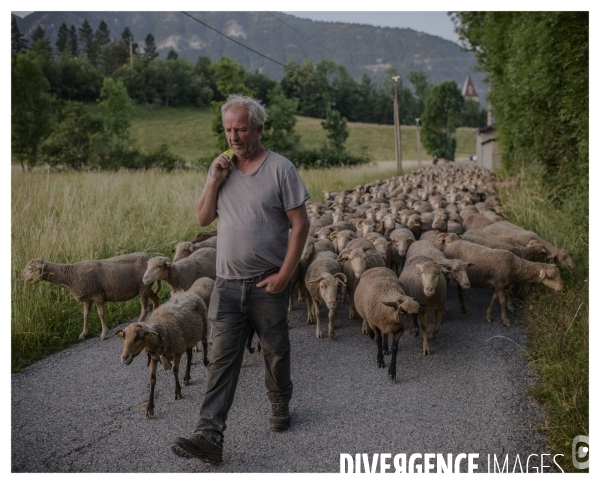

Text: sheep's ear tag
xmin=190 ymin=247 xmax=195 ymax=252
xmin=115 ymin=330 xmax=124 ymax=338
xmin=166 ymin=262 xmax=172 ymax=268
xmin=146 ymin=331 xmax=159 ymax=337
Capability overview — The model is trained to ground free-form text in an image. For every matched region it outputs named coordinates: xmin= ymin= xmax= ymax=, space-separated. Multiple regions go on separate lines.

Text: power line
xmin=181 ymin=11 xmax=297 ymax=73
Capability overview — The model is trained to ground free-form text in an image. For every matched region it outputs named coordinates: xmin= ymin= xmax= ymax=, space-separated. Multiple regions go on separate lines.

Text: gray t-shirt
xmin=205 ymin=149 xmax=310 ymax=279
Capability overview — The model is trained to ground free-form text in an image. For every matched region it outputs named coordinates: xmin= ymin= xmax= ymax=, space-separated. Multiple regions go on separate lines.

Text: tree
xmin=321 ymin=107 xmax=349 ymax=155
xmin=121 ymin=27 xmax=138 ymax=56
xmin=11 ymin=53 xmax=53 ymax=171
xmin=94 ymin=20 xmax=111 ymax=50
xmin=460 ymin=99 xmax=487 ymax=127
xmin=55 ymin=22 xmax=69 ymax=54
xmin=98 ymin=78 xmax=134 ymax=144
xmin=421 ymin=80 xmax=465 ymax=161
xmin=166 ymin=49 xmax=179 ymax=60
xmin=79 ymin=19 xmax=99 ymax=65
xmin=31 ymin=26 xmax=51 ymax=52
xmin=261 ymin=84 xmax=300 ymax=158
xmin=94 ymin=20 xmax=111 ymax=71
xmin=11 ymin=17 xmax=28 ymax=53
xmin=143 ymin=33 xmax=159 ymax=61
xmin=451 ymin=11 xmax=588 ymax=187
xmin=40 ymin=101 xmax=102 ymax=169
xmin=281 ymin=60 xmax=330 ymax=118
xmin=407 ymin=70 xmax=430 ymax=115
xmin=69 ymin=25 xmax=79 ymax=58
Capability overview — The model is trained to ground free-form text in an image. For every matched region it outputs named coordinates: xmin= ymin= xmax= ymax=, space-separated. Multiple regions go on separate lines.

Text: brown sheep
xmin=354 ymin=267 xmax=420 ymax=380
xmin=116 ymin=284 xmax=208 ymax=418
xmin=19 ymin=253 xmax=160 ymax=341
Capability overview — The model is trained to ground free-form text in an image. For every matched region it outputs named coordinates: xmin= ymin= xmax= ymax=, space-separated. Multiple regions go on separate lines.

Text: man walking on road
xmin=171 ymin=94 xmax=310 ymax=464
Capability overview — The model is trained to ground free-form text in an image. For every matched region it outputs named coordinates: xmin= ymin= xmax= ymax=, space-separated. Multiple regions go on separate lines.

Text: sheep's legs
xmin=383 ymin=334 xmax=390 ymax=355
xmin=95 ymin=301 xmax=108 ymax=340
xmin=328 ymin=307 xmax=336 ymax=340
xmin=146 ymin=357 xmax=158 ymax=418
xmin=374 ymin=327 xmax=385 ymax=368
xmin=314 ymin=300 xmax=323 ymax=338
xmin=305 ymin=294 xmax=314 ymax=324
xmin=183 ymin=348 xmax=193 ymax=386
xmin=428 ymin=310 xmax=445 ymax=339
xmin=173 ymin=353 xmax=183 ymax=400
xmin=388 ymin=330 xmax=404 ymax=381
xmin=497 ymin=289 xmax=512 ymax=326
xmin=457 ymin=285 xmax=469 ymax=314
xmin=79 ymin=301 xmax=91 ymax=340
xmin=138 ymin=294 xmax=150 ymax=323
xmin=485 ymin=291 xmax=498 ymax=323
xmin=419 ymin=311 xmax=430 ymax=355
xmin=149 ymin=290 xmax=160 ymax=310
xmin=506 ymin=285 xmax=515 ymax=313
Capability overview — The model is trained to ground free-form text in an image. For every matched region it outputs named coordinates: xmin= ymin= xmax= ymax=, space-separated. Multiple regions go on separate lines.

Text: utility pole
xmin=415 ymin=118 xmax=421 ymax=165
xmin=392 ymin=75 xmax=402 ymax=175
xmin=487 ymin=81 xmax=493 ymax=126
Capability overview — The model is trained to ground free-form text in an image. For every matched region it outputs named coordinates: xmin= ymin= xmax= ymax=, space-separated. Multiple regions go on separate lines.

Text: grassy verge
xmin=496 ymin=166 xmax=588 ymax=472
xmin=11 ymin=162 xmax=404 ymax=371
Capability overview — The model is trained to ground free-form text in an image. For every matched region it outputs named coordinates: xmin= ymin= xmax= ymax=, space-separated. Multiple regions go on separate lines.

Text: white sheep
xmin=19 ymin=253 xmax=161 ymax=341
xmin=399 ymin=255 xmax=448 ymax=356
xmin=443 ymin=239 xmax=564 ymax=326
xmin=143 ymin=247 xmax=217 ymax=293
xmin=304 ymin=253 xmax=347 ymax=339
xmin=336 ymin=244 xmax=385 ymax=326
xmin=116 ymin=283 xmax=209 ymax=418
xmin=172 ymin=236 xmax=217 ymax=263
xmin=353 ymin=267 xmax=420 ymax=381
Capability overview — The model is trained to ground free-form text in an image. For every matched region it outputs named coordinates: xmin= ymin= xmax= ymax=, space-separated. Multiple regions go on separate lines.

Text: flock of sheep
xmin=19 ymin=162 xmax=575 ymax=414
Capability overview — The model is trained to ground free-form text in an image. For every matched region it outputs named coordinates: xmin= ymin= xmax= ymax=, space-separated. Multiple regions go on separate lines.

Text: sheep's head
xmin=391 ymin=235 xmax=414 ymax=258
xmin=116 ymin=323 xmax=159 ymax=365
xmin=143 ymin=256 xmax=172 ymax=285
xmin=309 ymin=273 xmax=346 ymax=309
xmin=172 ymin=242 xmax=196 ymax=263
xmin=382 ymin=296 xmax=420 ymax=338
xmin=442 ymin=260 xmax=471 ymax=289
xmin=538 ymin=265 xmax=564 ymax=292
xmin=19 ymin=259 xmax=47 ymax=285
xmin=415 ymin=261 xmax=447 ymax=297
xmin=556 ymin=249 xmax=576 ymax=270
xmin=301 ymin=236 xmax=316 ymax=261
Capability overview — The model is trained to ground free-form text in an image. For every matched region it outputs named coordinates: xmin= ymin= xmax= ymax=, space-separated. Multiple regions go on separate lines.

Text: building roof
xmin=461 ymin=75 xmax=479 ymax=99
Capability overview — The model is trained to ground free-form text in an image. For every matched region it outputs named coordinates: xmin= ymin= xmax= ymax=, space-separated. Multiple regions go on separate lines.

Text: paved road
xmin=12 ymin=285 xmax=550 ymax=473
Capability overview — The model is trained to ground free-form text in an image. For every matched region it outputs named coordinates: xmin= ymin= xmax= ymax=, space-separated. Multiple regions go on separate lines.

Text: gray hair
xmin=221 ymin=94 xmax=267 ymax=130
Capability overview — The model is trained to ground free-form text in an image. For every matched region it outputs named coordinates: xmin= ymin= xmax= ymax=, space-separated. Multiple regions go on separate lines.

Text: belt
xmin=242 ymin=268 xmax=279 ymax=283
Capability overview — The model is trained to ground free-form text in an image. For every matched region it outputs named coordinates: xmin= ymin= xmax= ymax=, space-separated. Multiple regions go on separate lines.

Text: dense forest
xmin=11 ymin=15 xmax=486 ymax=171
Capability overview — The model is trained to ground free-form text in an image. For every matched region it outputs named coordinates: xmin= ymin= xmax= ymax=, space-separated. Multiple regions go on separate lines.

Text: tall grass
xmin=497 ymin=165 xmax=588 ymax=472
xmin=11 ymin=162 xmax=405 ymax=371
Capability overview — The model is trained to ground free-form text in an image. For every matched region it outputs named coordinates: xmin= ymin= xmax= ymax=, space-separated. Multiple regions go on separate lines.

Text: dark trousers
xmin=194 ymin=277 xmax=293 ymax=444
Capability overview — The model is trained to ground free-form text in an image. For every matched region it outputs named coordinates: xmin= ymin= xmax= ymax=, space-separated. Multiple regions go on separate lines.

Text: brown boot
xmin=269 ymin=403 xmax=291 ymax=432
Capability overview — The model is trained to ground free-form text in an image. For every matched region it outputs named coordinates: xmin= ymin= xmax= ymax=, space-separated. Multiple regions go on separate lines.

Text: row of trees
xmin=12 ymin=15 xmax=488 ymax=170
xmin=451 ymin=12 xmax=588 ymax=201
